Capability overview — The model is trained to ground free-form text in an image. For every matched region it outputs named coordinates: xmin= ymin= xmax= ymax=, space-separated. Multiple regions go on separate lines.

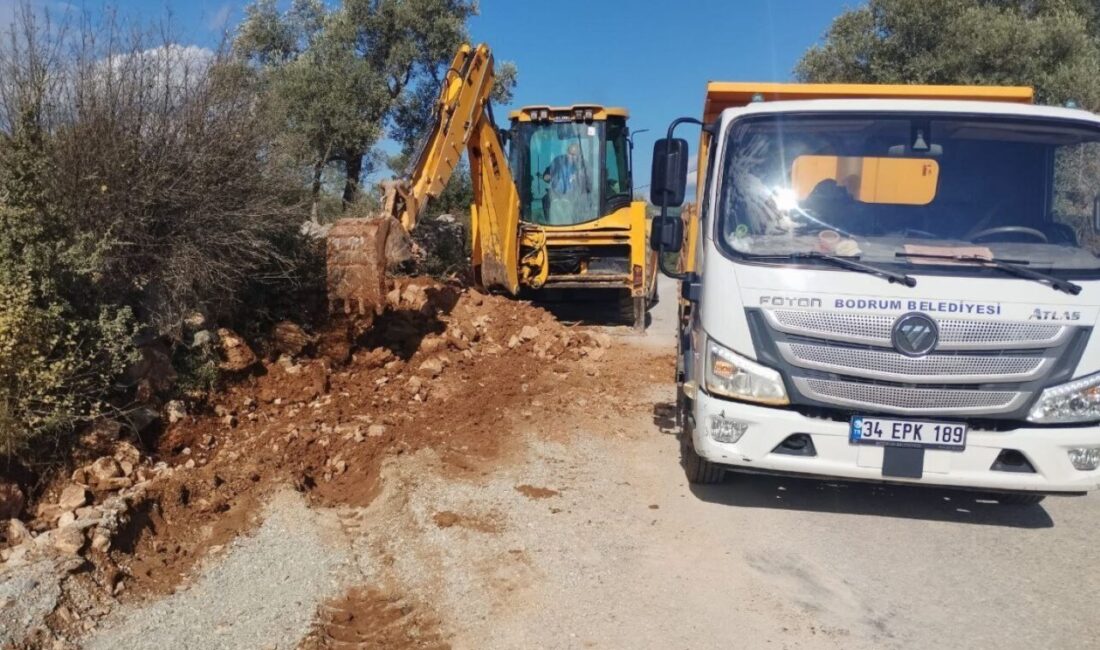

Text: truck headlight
xmin=705 ymin=338 xmax=788 ymax=405
xmin=1027 ymin=372 xmax=1100 ymax=424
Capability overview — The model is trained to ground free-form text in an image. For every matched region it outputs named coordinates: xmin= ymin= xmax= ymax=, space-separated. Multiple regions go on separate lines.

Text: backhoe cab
xmin=508 ymin=105 xmax=653 ymax=328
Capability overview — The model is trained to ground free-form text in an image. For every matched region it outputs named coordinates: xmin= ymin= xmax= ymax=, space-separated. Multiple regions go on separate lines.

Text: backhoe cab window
xmin=514 ymin=121 xmax=602 ymax=226
xmin=604 ymin=118 xmax=631 ymax=203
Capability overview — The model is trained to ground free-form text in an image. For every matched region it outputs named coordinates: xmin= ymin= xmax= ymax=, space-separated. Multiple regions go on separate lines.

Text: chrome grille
xmin=792 ymin=378 xmax=1028 ymax=415
xmin=765 ymin=310 xmax=1068 ymax=350
xmin=778 ymin=342 xmax=1049 ymax=383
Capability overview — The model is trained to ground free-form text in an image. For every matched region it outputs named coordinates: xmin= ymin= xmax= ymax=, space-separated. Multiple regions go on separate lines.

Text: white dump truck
xmin=650 ymin=83 xmax=1100 ymax=503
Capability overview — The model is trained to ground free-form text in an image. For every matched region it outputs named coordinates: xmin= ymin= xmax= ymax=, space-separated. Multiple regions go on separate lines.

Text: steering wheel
xmin=968 ymin=226 xmax=1048 ymax=244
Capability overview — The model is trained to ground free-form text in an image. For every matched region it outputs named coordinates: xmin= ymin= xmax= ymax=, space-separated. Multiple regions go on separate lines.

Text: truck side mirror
xmin=650 ymin=215 xmax=684 ymax=252
xmin=650 ymin=138 xmax=689 ymax=208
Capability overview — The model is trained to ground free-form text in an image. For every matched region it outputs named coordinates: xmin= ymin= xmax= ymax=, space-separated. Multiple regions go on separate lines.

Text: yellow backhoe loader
xmin=326 ymin=43 xmax=655 ymax=330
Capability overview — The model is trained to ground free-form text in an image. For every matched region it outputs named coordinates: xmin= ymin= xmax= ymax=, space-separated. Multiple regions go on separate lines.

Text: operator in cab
xmin=542 ymin=142 xmax=589 ymax=194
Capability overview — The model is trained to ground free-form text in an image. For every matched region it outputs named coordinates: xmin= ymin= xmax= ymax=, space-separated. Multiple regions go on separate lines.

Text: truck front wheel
xmin=681 ymin=426 xmax=725 ymax=484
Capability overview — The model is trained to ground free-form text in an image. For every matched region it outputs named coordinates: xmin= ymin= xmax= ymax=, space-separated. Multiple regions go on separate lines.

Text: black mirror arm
xmin=656 ymin=117 xmax=705 ymax=280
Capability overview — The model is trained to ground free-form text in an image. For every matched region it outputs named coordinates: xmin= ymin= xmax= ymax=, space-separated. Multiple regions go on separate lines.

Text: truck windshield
xmin=717 ymin=114 xmax=1100 ymax=277
xmin=512 ymin=121 xmax=603 ymax=226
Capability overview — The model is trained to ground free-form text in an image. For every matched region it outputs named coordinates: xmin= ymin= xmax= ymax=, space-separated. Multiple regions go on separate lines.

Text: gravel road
xmin=79 ymin=275 xmax=1100 ymax=649
xmin=84 ymin=490 xmax=351 ymax=650
xmin=413 ymin=276 xmax=1100 ymax=649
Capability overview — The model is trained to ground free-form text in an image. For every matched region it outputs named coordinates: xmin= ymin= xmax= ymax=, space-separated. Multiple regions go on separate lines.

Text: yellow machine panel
xmin=702 ymin=82 xmax=1034 ymax=122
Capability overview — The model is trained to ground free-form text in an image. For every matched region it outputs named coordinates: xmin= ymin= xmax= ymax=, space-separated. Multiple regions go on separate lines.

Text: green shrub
xmin=0 ymin=208 xmax=137 ymax=459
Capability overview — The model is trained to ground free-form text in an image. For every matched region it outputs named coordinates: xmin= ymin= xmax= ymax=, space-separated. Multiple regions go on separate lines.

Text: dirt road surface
xmin=78 ymin=276 xmax=1100 ymax=649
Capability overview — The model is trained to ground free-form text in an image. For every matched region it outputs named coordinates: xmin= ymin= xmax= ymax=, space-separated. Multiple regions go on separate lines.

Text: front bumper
xmin=693 ymin=390 xmax=1100 ymax=494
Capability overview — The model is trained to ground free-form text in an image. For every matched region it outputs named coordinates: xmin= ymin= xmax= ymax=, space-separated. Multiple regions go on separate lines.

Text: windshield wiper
xmin=748 ymin=251 xmax=917 ymax=287
xmin=894 ymin=252 xmax=1081 ymax=295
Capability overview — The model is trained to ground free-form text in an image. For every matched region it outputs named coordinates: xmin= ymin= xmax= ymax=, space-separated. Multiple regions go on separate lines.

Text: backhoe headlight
xmin=1027 ymin=372 xmax=1100 ymax=424
xmin=705 ymin=338 xmax=788 ymax=405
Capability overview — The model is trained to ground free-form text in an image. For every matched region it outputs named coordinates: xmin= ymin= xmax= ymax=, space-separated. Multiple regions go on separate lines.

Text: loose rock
xmin=113 ymin=442 xmax=142 ymax=467
xmin=51 ymin=526 xmax=85 ymax=556
xmin=87 ymin=457 xmax=122 ymax=487
xmin=57 ymin=486 xmax=88 ymax=513
xmin=273 ymin=321 xmax=312 ymax=357
xmin=418 ymin=358 xmax=444 ymax=378
xmin=90 ymin=529 xmax=111 ymax=552
xmin=191 ymin=329 xmax=217 ymax=348
xmin=217 ymin=328 xmax=258 ymax=372
xmin=6 ymin=517 xmax=30 ymax=545
xmin=166 ymin=400 xmax=187 ymax=424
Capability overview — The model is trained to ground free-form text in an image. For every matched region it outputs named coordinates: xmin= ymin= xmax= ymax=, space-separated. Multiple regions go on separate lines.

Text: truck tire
xmin=681 ymin=430 xmax=725 ymax=484
xmin=992 ymin=492 xmax=1046 ymax=506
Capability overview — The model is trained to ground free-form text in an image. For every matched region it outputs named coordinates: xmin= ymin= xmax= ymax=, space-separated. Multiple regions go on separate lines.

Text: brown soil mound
xmin=109 ymin=277 xmax=611 ymax=599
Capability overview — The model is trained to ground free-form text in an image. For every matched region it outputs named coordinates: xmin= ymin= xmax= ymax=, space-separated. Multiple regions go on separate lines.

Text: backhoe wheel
xmin=681 ymin=426 xmax=725 ymax=484
xmin=992 ymin=493 xmax=1046 ymax=506
xmin=618 ymin=292 xmax=646 ymax=332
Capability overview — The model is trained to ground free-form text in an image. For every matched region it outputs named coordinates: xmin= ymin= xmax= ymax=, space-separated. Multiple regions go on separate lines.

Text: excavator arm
xmin=327 ymin=43 xmax=525 ymax=315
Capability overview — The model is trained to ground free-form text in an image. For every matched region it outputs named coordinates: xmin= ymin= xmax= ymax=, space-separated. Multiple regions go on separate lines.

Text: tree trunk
xmin=310 ymin=158 xmax=324 ymax=223
xmin=342 ymin=149 xmax=363 ymax=207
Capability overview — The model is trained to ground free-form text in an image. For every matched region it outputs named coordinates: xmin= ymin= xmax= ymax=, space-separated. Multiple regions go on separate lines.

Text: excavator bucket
xmin=326 ymin=216 xmax=408 ymax=316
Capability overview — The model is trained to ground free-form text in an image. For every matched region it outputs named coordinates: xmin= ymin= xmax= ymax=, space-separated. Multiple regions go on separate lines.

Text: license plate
xmin=849 ymin=416 xmax=967 ymax=451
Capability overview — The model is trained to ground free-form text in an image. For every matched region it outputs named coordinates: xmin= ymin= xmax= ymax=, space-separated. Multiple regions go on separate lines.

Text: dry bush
xmin=40 ymin=33 xmax=311 ymax=333
xmin=0 ymin=5 xmax=317 ymax=461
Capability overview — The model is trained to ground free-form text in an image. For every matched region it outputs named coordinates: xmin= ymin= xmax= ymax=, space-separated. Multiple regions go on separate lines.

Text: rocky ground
xmin=2 ymin=275 xmax=1099 ymax=649
xmin=0 ymin=276 xmax=624 ymax=649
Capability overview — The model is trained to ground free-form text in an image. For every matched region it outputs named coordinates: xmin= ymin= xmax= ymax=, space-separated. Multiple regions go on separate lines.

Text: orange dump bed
xmin=703 ymin=82 xmax=1034 ymax=123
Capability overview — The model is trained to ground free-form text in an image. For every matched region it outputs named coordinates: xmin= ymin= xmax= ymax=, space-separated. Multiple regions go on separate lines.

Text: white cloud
xmin=96 ymin=44 xmax=216 ymax=110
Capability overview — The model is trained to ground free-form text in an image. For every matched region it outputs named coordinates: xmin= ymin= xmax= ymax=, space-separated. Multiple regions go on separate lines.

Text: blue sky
xmin=0 ymin=0 xmax=852 ymax=182
xmin=471 ymin=0 xmax=851 ymax=184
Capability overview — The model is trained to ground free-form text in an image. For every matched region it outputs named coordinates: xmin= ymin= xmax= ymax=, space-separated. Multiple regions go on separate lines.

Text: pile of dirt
xmin=98 ymin=277 xmax=612 ymax=599
xmin=2 ymin=275 xmax=618 ymax=648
